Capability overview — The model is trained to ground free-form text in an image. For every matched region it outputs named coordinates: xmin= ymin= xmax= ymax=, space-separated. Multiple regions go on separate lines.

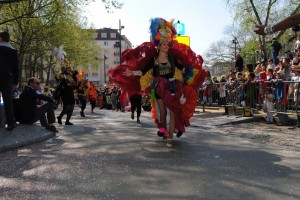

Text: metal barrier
xmin=198 ymin=80 xmax=300 ymax=126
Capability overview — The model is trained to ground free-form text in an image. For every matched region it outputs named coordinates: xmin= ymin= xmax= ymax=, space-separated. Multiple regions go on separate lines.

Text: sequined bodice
xmin=157 ymin=62 xmax=172 ymax=76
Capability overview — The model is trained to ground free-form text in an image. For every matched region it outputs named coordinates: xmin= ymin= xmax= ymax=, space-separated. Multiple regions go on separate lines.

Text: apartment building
xmin=86 ymin=28 xmax=133 ymax=87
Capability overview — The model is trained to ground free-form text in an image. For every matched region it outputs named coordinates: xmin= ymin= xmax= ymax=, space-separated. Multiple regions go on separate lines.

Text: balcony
xmin=114 ymin=42 xmax=121 ymax=48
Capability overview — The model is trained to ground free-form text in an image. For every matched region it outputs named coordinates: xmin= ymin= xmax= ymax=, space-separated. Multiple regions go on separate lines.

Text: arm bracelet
xmin=132 ymin=70 xmax=142 ymax=76
xmin=264 ymin=25 xmax=274 ymax=35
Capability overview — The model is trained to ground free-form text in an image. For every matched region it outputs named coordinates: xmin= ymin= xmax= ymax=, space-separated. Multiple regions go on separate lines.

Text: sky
xmin=82 ymin=0 xmax=234 ymax=57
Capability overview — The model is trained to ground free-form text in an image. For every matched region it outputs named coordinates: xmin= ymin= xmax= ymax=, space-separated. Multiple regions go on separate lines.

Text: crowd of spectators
xmin=199 ymin=35 xmax=300 ymax=113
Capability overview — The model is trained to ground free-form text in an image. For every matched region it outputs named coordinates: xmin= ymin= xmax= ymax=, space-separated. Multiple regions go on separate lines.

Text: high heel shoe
xmin=157 ymin=128 xmax=166 ymax=137
xmin=166 ymin=138 xmax=172 ymax=147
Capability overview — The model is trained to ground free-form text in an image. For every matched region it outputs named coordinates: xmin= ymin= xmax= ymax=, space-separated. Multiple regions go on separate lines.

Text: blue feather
xmin=149 ymin=18 xmax=163 ymax=46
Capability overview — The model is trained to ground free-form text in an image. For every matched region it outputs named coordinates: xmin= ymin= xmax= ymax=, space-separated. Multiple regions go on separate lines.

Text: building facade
xmin=85 ymin=28 xmax=133 ymax=87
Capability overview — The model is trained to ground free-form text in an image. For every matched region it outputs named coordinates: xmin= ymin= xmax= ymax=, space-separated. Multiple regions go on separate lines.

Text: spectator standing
xmin=244 ymin=72 xmax=256 ymax=108
xmin=258 ymin=71 xmax=267 ymax=109
xmin=235 ymin=53 xmax=244 ymax=72
xmin=211 ymin=76 xmax=219 ymax=104
xmin=266 ymin=59 xmax=275 ymax=70
xmin=19 ymin=77 xmax=58 ymax=133
xmin=270 ymin=38 xmax=282 ymax=65
xmin=285 ymin=50 xmax=294 ymax=61
xmin=254 ymin=63 xmax=263 ymax=79
xmin=258 ymin=44 xmax=268 ymax=66
xmin=235 ymin=72 xmax=245 ymax=106
xmin=290 ymin=65 xmax=300 ymax=105
xmin=243 ymin=64 xmax=253 ymax=80
xmin=0 ymin=31 xmax=19 ymax=131
xmin=294 ymin=35 xmax=300 ymax=51
xmin=292 ymin=51 xmax=299 ymax=65
xmin=110 ymin=87 xmax=118 ymax=111
xmin=201 ymin=72 xmax=212 ymax=105
xmin=116 ymin=89 xmax=122 ymax=111
xmin=227 ymin=71 xmax=236 ymax=103
xmin=218 ymin=76 xmax=227 ymax=106
xmin=273 ymin=71 xmax=285 ymax=112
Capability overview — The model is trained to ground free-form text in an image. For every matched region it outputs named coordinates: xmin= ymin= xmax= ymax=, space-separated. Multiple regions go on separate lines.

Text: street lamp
xmin=232 ymin=37 xmax=238 ymax=59
xmin=119 ymin=19 xmax=124 ymax=64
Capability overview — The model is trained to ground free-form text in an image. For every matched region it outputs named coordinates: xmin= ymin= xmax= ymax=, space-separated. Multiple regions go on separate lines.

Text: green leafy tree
xmin=225 ymin=0 xmax=300 ymax=50
xmin=0 ymin=0 xmax=102 ymax=85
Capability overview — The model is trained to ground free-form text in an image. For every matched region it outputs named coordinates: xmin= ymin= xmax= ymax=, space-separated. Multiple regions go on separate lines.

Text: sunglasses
xmin=33 ymin=82 xmax=40 ymax=85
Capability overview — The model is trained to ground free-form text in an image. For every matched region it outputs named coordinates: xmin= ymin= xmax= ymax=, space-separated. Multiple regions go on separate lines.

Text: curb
xmin=0 ymin=132 xmax=55 ymax=153
xmin=225 ymin=116 xmax=265 ymax=125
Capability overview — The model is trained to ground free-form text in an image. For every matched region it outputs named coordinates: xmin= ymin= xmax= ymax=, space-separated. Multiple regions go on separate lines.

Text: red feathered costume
xmin=109 ymin=17 xmax=207 ymax=136
xmin=109 ymin=41 xmax=207 ymax=134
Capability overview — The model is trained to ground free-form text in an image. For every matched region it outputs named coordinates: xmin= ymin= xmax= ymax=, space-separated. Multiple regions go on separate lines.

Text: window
xmin=104 ymin=49 xmax=109 ymax=54
xmin=110 ymin=33 xmax=117 ymax=38
xmin=101 ymin=33 xmax=107 ymax=38
xmin=104 ymin=41 xmax=108 ymax=46
xmin=93 ymin=33 xmax=98 ymax=39
xmin=114 ymin=58 xmax=120 ymax=64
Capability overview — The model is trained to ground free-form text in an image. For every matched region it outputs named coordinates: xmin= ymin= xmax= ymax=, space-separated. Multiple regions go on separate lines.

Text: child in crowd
xmin=265 ymin=87 xmax=275 ymax=124
xmin=273 ymin=72 xmax=285 ymax=112
xmin=201 ymin=72 xmax=212 ymax=105
xmin=267 ymin=58 xmax=275 ymax=70
xmin=218 ymin=75 xmax=227 ymax=106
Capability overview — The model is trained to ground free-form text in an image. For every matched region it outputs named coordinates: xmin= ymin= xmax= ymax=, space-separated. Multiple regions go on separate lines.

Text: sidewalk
xmin=0 ymin=124 xmax=55 ymax=153
xmin=0 ymin=106 xmax=298 ymax=153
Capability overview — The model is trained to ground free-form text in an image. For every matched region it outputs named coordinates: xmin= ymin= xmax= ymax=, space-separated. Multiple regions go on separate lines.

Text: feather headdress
xmin=149 ymin=18 xmax=177 ymax=46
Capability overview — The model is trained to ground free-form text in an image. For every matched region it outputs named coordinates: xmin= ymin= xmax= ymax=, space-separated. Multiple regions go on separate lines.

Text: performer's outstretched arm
xmin=122 ymin=68 xmax=142 ymax=76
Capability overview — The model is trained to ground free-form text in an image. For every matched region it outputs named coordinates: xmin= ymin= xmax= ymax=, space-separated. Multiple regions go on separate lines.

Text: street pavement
xmin=0 ymin=106 xmax=299 ymax=199
xmin=0 ymin=106 xmax=263 ymax=153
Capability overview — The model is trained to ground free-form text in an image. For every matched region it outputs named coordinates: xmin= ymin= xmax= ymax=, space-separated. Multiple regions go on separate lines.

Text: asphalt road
xmin=0 ymin=107 xmax=299 ymax=200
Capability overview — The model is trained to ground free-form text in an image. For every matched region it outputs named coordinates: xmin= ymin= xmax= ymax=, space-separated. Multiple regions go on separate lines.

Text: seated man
xmin=18 ymin=77 xmax=58 ymax=133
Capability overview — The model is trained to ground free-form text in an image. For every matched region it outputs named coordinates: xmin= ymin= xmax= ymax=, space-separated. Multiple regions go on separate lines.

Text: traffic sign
xmin=174 ymin=36 xmax=190 ymax=46
xmin=174 ymin=22 xmax=185 ymax=35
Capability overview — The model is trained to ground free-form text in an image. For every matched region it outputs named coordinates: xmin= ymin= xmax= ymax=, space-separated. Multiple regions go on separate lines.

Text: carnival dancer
xmin=77 ymin=79 xmax=88 ymax=117
xmin=109 ymin=18 xmax=207 ymax=147
xmin=129 ymin=93 xmax=142 ymax=123
xmin=88 ymin=81 xmax=97 ymax=113
xmin=56 ymin=64 xmax=78 ymax=125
